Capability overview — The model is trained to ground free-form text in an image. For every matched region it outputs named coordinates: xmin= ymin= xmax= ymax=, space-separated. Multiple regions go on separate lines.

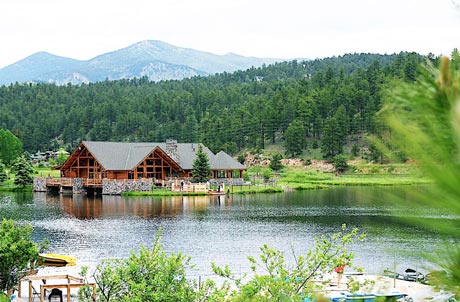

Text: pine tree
xmin=321 ymin=117 xmax=344 ymax=159
xmin=11 ymin=155 xmax=34 ymax=187
xmin=269 ymin=153 xmax=283 ymax=171
xmin=191 ymin=145 xmax=211 ymax=183
xmin=0 ymin=163 xmax=7 ymax=184
xmin=284 ymin=120 xmax=305 ymax=157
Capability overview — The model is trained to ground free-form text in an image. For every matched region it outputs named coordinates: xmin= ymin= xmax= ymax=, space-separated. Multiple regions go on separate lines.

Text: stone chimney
xmin=165 ymin=139 xmax=180 ymax=162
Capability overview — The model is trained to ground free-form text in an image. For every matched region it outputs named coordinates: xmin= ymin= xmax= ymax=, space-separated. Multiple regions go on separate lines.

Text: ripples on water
xmin=0 ymin=187 xmax=453 ymax=279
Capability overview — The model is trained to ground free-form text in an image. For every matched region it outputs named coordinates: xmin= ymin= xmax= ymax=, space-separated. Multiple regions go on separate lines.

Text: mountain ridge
xmin=0 ymin=40 xmax=283 ymax=85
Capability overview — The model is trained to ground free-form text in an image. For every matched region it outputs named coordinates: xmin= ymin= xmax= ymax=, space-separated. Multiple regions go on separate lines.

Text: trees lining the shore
xmin=0 ymin=52 xmax=428 ymax=160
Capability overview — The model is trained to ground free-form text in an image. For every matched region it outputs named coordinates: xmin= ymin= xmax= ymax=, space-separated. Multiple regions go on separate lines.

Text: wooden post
xmin=67 ymin=276 xmax=71 ymax=302
xmin=17 ymin=280 xmax=22 ymax=299
xmin=40 ymin=285 xmax=45 ymax=302
xmin=93 ymin=283 xmax=97 ymax=301
xmin=29 ymin=280 xmax=33 ymax=302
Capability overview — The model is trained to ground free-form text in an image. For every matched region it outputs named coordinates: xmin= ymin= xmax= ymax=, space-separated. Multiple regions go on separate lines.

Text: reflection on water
xmin=43 ymin=193 xmax=230 ymax=219
xmin=0 ymin=186 xmax=453 ymax=278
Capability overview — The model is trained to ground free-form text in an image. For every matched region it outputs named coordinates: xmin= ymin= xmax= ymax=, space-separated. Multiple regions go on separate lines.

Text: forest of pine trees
xmin=0 ymin=52 xmax=431 ymax=158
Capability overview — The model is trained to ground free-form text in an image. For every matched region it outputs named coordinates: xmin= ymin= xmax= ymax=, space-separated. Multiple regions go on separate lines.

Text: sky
xmin=1 ymin=0 xmax=460 ymax=69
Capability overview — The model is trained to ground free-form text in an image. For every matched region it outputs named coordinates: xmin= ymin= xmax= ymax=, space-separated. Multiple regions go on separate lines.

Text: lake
xmin=0 ymin=186 xmax=452 ymax=280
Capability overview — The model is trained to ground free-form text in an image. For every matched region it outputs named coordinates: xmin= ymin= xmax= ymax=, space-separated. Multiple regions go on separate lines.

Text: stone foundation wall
xmin=209 ymin=178 xmax=244 ymax=186
xmin=102 ymin=179 xmax=153 ymax=195
xmin=33 ymin=177 xmax=47 ymax=192
xmin=72 ymin=178 xmax=85 ymax=194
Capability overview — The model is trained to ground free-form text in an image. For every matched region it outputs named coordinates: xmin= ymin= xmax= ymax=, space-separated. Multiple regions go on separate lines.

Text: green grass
xmin=124 ymin=185 xmax=284 ymax=196
xmin=0 ymin=186 xmax=32 ymax=192
xmin=276 ymin=164 xmax=430 ymax=190
xmin=228 ymin=185 xmax=284 ymax=194
xmin=34 ymin=167 xmax=60 ymax=177
xmin=0 ymin=166 xmax=60 ymax=192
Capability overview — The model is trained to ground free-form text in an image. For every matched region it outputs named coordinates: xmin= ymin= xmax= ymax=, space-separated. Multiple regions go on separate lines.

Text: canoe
xmin=208 ymin=190 xmax=226 ymax=195
xmin=39 ymin=253 xmax=76 ymax=267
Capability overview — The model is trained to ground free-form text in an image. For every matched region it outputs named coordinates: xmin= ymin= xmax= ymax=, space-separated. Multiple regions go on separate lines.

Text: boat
xmin=330 ymin=292 xmax=408 ymax=302
xmin=208 ymin=190 xmax=226 ymax=195
xmin=383 ymin=268 xmax=426 ymax=283
xmin=38 ymin=253 xmax=76 ymax=267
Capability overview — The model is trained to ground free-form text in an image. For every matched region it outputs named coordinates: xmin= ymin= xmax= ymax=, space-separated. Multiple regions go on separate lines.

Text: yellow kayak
xmin=39 ymin=253 xmax=77 ymax=267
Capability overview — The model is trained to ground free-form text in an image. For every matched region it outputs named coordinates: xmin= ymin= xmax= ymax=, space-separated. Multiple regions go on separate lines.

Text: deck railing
xmin=45 ymin=178 xmax=103 ymax=187
xmin=84 ymin=178 xmax=103 ymax=186
xmin=45 ymin=177 xmax=73 ymax=187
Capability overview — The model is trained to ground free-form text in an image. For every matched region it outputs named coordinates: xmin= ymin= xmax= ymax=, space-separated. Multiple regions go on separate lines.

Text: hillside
xmin=0 ymin=51 xmax=429 ymax=158
xmin=0 ymin=40 xmax=281 ymax=85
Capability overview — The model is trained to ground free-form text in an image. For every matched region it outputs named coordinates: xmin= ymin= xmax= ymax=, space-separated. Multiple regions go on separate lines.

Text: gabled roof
xmin=82 ymin=141 xmax=156 ymax=170
xmin=211 ymin=151 xmax=246 ymax=170
xmin=78 ymin=141 xmax=245 ymax=171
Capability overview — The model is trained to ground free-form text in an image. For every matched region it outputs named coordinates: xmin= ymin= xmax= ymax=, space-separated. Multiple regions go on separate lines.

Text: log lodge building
xmin=34 ymin=140 xmax=246 ymax=195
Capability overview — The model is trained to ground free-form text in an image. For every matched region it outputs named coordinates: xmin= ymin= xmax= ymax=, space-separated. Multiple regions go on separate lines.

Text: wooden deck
xmin=46 ymin=178 xmax=103 ymax=188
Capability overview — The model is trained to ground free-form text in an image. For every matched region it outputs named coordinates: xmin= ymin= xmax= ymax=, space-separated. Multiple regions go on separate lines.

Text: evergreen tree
xmin=11 ymin=155 xmax=34 ymax=187
xmin=351 ymin=144 xmax=360 ymax=157
xmin=0 ymin=162 xmax=7 ymax=184
xmin=284 ymin=120 xmax=305 ymax=157
xmin=191 ymin=145 xmax=211 ymax=183
xmin=269 ymin=153 xmax=283 ymax=171
xmin=0 ymin=52 xmax=424 ymax=154
xmin=334 ymin=104 xmax=349 ymax=137
xmin=321 ymin=117 xmax=344 ymax=158
xmin=333 ymin=154 xmax=349 ymax=173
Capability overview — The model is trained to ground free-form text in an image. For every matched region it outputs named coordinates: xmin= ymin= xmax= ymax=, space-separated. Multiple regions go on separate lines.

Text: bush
xmin=333 ymin=155 xmax=349 ymax=173
xmin=0 ymin=219 xmax=46 ymax=293
xmin=79 ymin=231 xmax=198 ymax=302
xmin=212 ymin=224 xmax=365 ymax=301
xmin=237 ymin=153 xmax=246 ymax=164
xmin=0 ymin=163 xmax=7 ymax=184
xmin=351 ymin=144 xmax=360 ymax=157
xmin=269 ymin=153 xmax=283 ymax=171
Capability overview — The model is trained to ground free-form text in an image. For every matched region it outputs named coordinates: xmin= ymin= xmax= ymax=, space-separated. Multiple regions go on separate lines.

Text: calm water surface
xmin=0 ymin=186 xmax=454 ymax=279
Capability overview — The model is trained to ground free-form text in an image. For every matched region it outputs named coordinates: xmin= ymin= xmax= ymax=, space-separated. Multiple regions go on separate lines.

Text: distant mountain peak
xmin=0 ymin=40 xmax=282 ymax=85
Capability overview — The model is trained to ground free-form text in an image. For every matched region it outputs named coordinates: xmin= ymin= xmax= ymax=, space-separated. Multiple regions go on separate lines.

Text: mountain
xmin=0 ymin=40 xmax=282 ymax=85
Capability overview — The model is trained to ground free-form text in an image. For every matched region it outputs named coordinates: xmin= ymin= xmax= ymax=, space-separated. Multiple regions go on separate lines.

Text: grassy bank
xmin=124 ymin=185 xmax=284 ymax=196
xmin=0 ymin=167 xmax=59 ymax=192
xmin=281 ymin=172 xmax=429 ymax=190
xmin=253 ymin=163 xmax=430 ymax=190
xmin=0 ymin=185 xmax=32 ymax=192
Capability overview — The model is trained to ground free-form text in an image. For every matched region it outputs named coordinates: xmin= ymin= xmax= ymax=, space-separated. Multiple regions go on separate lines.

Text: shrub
xmin=212 ymin=224 xmax=365 ymax=301
xmin=269 ymin=153 xmax=283 ymax=171
xmin=79 ymin=231 xmax=198 ymax=302
xmin=333 ymin=155 xmax=349 ymax=173
xmin=0 ymin=219 xmax=46 ymax=293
